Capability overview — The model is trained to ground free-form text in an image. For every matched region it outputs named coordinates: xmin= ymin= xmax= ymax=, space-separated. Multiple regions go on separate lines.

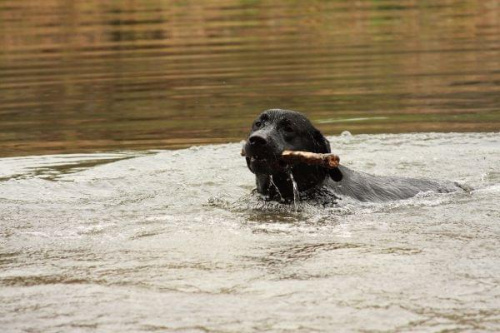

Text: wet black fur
xmin=244 ymin=109 xmax=460 ymax=202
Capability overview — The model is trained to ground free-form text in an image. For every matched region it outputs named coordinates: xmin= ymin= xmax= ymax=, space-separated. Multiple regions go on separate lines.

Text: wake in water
xmin=1 ymin=132 xmax=499 ymax=333
xmin=208 ymin=183 xmax=469 ymax=223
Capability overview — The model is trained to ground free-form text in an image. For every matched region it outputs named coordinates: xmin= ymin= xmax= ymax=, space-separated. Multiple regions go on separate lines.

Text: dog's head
xmin=244 ymin=109 xmax=342 ymax=199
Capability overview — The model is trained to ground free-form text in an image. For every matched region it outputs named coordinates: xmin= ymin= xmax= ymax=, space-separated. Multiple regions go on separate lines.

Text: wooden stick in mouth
xmin=241 ymin=149 xmax=340 ymax=169
xmin=281 ymin=150 xmax=340 ymax=169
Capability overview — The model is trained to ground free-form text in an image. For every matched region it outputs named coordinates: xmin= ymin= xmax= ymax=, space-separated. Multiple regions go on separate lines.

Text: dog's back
xmin=326 ymin=165 xmax=461 ymax=202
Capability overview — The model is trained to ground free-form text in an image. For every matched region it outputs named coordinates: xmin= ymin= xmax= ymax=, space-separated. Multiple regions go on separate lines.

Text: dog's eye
xmin=283 ymin=125 xmax=294 ymax=133
xmin=254 ymin=121 xmax=262 ymax=128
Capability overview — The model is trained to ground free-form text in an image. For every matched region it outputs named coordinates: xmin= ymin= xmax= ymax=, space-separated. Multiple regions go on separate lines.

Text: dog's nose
xmin=248 ymin=135 xmax=267 ymax=146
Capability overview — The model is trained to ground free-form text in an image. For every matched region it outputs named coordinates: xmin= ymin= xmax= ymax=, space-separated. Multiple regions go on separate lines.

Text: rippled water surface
xmin=1 ymin=0 xmax=500 ymax=156
xmin=1 ymin=133 xmax=500 ymax=332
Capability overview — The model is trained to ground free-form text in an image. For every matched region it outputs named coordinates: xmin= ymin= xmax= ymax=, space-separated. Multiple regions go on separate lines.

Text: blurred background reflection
xmin=1 ymin=0 xmax=499 ymax=157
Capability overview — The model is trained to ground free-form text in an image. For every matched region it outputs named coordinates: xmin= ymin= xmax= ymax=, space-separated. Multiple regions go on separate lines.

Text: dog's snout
xmin=248 ymin=135 xmax=267 ymax=146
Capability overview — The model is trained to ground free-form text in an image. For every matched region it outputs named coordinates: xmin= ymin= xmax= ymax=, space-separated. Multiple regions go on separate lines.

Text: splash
xmin=288 ymin=169 xmax=300 ymax=211
xmin=269 ymin=175 xmax=283 ymax=202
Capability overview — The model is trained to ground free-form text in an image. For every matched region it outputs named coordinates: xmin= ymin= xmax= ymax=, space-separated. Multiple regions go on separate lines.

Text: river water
xmin=1 ymin=132 xmax=499 ymax=332
xmin=1 ymin=0 xmax=499 ymax=157
xmin=1 ymin=0 xmax=500 ymax=332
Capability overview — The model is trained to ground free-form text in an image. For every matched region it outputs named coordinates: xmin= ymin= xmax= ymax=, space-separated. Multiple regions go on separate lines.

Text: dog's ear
xmin=313 ymin=130 xmax=343 ymax=182
xmin=328 ymin=167 xmax=343 ymax=182
xmin=313 ymin=129 xmax=331 ymax=154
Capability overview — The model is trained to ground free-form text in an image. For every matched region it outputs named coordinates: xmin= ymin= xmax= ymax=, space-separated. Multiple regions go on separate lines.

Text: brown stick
xmin=281 ymin=150 xmax=340 ymax=169
xmin=241 ymin=149 xmax=340 ymax=169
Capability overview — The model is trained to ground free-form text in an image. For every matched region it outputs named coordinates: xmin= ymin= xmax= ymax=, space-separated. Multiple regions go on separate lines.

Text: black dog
xmin=244 ymin=109 xmax=460 ymax=202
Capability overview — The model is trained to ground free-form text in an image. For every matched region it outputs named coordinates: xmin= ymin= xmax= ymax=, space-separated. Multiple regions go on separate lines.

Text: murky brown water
xmin=1 ymin=0 xmax=499 ymax=157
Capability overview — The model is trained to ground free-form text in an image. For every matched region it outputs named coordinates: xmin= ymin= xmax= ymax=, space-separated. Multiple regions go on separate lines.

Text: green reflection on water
xmin=0 ymin=0 xmax=499 ymax=157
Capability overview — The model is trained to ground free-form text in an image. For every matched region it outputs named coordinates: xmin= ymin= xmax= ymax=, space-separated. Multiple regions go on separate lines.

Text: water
xmin=269 ymin=175 xmax=284 ymax=202
xmin=1 ymin=133 xmax=499 ymax=332
xmin=1 ymin=0 xmax=500 ymax=157
xmin=288 ymin=169 xmax=300 ymax=211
